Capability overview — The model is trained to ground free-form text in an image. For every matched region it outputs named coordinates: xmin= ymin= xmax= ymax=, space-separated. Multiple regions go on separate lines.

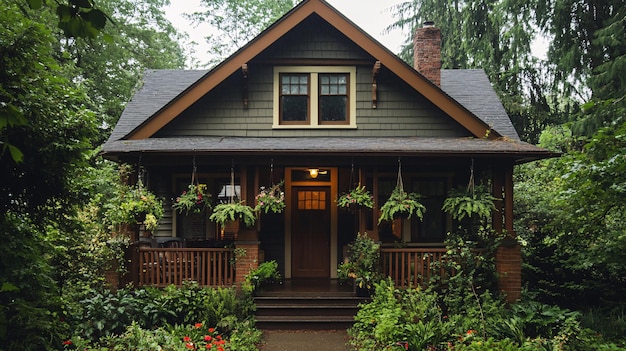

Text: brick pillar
xmin=496 ymin=239 xmax=522 ymax=303
xmin=413 ymin=21 xmax=441 ymax=86
xmin=234 ymin=241 xmax=260 ymax=288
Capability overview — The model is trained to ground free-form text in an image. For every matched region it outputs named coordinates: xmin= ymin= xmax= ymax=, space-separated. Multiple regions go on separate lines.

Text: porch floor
xmin=258 ymin=278 xmax=354 ymax=296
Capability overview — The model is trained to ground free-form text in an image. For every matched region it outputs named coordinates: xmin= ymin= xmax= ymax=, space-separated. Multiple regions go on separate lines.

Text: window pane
xmin=320 ymin=96 xmax=346 ymax=121
xmin=281 ymin=96 xmax=308 ymax=121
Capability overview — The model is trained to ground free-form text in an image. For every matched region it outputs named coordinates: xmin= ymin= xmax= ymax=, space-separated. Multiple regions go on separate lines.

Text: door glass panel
xmin=297 ymin=191 xmax=326 ymax=210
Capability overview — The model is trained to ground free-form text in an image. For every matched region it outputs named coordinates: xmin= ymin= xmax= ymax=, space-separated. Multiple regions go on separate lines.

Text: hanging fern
xmin=441 ymin=185 xmax=498 ymax=221
xmin=378 ymin=187 xmax=426 ymax=223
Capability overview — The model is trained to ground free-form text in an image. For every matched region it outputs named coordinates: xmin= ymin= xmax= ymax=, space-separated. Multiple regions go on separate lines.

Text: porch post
xmin=234 ymin=240 xmax=260 ymax=289
xmin=495 ymin=163 xmax=522 ymax=303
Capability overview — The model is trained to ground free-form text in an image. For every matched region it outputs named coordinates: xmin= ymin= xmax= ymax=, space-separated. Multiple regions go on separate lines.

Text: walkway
xmin=259 ymin=329 xmax=350 ymax=351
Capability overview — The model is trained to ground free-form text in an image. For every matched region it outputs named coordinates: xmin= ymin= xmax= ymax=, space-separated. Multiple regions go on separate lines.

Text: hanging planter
xmin=336 ymin=163 xmax=373 ymax=211
xmin=173 ymin=183 xmax=212 ymax=215
xmin=113 ymin=180 xmax=164 ymax=226
xmin=442 ymin=160 xmax=497 ymax=221
xmin=172 ymin=156 xmax=212 ymax=215
xmin=336 ymin=183 xmax=374 ymax=211
xmin=209 ymin=161 xmax=256 ymax=231
xmin=210 ymin=201 xmax=256 ymax=228
xmin=255 ymin=180 xmax=285 ymax=214
xmin=378 ymin=158 xmax=426 ymax=223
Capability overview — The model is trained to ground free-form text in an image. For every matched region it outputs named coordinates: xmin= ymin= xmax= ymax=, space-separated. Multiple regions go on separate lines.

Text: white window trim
xmin=273 ymin=66 xmax=357 ymax=129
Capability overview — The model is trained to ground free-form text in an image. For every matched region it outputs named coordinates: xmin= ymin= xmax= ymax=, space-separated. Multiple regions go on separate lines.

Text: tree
xmin=387 ymin=0 xmax=563 ymax=144
xmin=187 ymin=0 xmax=299 ymax=66
xmin=61 ymin=0 xmax=187 ymax=140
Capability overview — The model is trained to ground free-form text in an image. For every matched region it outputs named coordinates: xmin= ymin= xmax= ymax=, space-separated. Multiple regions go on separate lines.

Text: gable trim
xmin=125 ymin=0 xmax=498 ymax=141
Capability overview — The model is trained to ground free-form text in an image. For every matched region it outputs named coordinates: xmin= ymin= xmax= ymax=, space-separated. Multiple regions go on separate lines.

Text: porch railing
xmin=137 ymin=247 xmax=235 ymax=287
xmin=380 ymin=247 xmax=448 ymax=288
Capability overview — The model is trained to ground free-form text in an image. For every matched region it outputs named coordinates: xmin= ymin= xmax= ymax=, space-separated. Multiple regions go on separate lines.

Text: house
xmin=102 ymin=0 xmax=553 ymax=302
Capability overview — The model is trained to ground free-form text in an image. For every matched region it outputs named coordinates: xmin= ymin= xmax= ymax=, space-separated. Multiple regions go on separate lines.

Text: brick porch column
xmin=234 ymin=241 xmax=260 ymax=289
xmin=496 ymin=238 xmax=522 ymax=303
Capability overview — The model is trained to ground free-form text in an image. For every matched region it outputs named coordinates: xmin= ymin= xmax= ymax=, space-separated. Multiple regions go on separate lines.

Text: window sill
xmin=272 ymin=124 xmax=358 ymax=129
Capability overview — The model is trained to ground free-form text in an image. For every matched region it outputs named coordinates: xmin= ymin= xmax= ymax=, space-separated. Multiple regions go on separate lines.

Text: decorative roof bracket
xmin=372 ymin=61 xmax=381 ymax=109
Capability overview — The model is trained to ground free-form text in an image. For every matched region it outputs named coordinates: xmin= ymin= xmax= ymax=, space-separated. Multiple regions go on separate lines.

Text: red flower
xmin=204 ymin=335 xmax=212 ymax=341
xmin=217 ymin=347 xmax=224 ymax=351
xmin=62 ymin=340 xmax=72 ymax=345
xmin=184 ymin=336 xmax=192 ymax=342
xmin=206 ymin=345 xmax=212 ymax=349
xmin=195 ymin=323 xmax=203 ymax=329
xmin=208 ymin=327 xmax=215 ymax=333
xmin=185 ymin=342 xmax=195 ymax=349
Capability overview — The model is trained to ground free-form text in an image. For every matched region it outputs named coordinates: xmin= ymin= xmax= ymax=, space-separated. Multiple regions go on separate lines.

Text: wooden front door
xmin=291 ymin=187 xmax=331 ymax=278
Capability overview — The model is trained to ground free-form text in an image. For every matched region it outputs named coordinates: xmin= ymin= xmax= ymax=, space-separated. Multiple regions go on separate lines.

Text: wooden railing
xmin=380 ymin=247 xmax=448 ymax=288
xmin=137 ymin=248 xmax=235 ymax=287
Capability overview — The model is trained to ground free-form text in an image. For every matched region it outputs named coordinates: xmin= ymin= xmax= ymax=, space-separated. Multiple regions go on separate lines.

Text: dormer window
xmin=273 ymin=66 xmax=356 ymax=128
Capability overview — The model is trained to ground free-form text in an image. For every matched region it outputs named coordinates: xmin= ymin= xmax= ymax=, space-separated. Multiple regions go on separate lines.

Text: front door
xmin=291 ymin=186 xmax=331 ymax=278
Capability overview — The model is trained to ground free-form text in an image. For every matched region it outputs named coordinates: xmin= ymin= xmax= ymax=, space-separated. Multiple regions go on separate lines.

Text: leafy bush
xmin=347 ymin=279 xmax=622 ymax=351
xmin=338 ymin=233 xmax=382 ymax=291
xmin=65 ymin=321 xmax=262 ymax=351
xmin=67 ymin=283 xmax=254 ymax=345
xmin=243 ymin=260 xmax=281 ymax=294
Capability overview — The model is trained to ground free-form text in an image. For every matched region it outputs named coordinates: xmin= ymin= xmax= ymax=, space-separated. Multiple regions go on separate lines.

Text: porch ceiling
xmin=101 ymin=136 xmax=556 ymax=163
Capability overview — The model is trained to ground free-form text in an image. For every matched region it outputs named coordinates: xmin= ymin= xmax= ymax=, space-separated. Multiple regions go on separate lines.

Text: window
xmin=274 ymin=66 xmax=356 ymax=128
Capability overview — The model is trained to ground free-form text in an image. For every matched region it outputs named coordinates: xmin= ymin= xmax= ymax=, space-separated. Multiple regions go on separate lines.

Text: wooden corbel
xmin=372 ymin=61 xmax=381 ymax=109
xmin=242 ymin=64 xmax=249 ymax=109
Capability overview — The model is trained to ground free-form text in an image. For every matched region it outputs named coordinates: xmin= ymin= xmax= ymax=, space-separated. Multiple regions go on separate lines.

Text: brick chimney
xmin=413 ymin=21 xmax=441 ymax=86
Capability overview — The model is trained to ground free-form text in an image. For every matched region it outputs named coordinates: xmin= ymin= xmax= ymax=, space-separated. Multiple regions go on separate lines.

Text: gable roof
xmin=119 ymin=0 xmax=497 ymax=141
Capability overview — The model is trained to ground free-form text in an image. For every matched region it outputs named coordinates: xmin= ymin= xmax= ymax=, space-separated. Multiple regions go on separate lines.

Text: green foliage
xmin=25 ymin=0 xmax=114 ymax=39
xmin=0 ymin=213 xmax=68 ymax=350
xmin=173 ymin=183 xmax=212 ymax=215
xmin=378 ymin=187 xmax=426 ymax=223
xmin=66 ymin=283 xmax=255 ymax=346
xmin=516 ymin=120 xmax=626 ymax=307
xmin=349 ymin=279 xmax=620 ymax=350
xmin=336 ymin=183 xmax=374 ymax=210
xmin=66 ymin=320 xmax=262 ymax=351
xmin=337 ymin=233 xmax=382 ymax=290
xmin=254 ymin=181 xmax=285 ymax=214
xmin=242 ymin=260 xmax=281 ymax=294
xmin=210 ymin=201 xmax=257 ymax=228
xmin=442 ymin=185 xmax=497 ymax=221
xmin=105 ymin=177 xmax=164 ymax=229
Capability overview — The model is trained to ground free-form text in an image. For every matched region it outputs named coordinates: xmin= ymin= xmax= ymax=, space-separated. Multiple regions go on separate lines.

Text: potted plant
xmin=255 ymin=180 xmax=285 ymax=214
xmin=338 ymin=232 xmax=382 ymax=296
xmin=173 ymin=183 xmax=212 ymax=215
xmin=209 ymin=200 xmax=257 ymax=229
xmin=336 ymin=183 xmax=374 ymax=210
xmin=242 ymin=260 xmax=281 ymax=294
xmin=378 ymin=187 xmax=426 ymax=223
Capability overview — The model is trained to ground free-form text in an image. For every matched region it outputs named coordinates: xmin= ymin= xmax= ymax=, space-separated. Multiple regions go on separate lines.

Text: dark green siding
xmin=155 ymin=15 xmax=469 ymax=138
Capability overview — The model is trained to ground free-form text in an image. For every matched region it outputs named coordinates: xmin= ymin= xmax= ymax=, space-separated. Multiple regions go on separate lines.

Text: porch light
xmin=309 ymin=168 xmax=319 ymax=178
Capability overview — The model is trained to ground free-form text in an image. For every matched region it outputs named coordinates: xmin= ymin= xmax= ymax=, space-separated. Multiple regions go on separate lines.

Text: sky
xmin=164 ymin=0 xmax=407 ymax=67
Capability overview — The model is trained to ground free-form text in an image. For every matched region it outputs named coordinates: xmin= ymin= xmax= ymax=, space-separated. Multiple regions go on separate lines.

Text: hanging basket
xmin=255 ymin=181 xmax=285 ymax=214
xmin=378 ymin=158 xmax=426 ymax=223
xmin=336 ymin=183 xmax=374 ymax=211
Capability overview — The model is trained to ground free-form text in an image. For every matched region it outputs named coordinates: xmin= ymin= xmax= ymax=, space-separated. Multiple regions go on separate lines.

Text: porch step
xmin=254 ymin=294 xmax=368 ymax=330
